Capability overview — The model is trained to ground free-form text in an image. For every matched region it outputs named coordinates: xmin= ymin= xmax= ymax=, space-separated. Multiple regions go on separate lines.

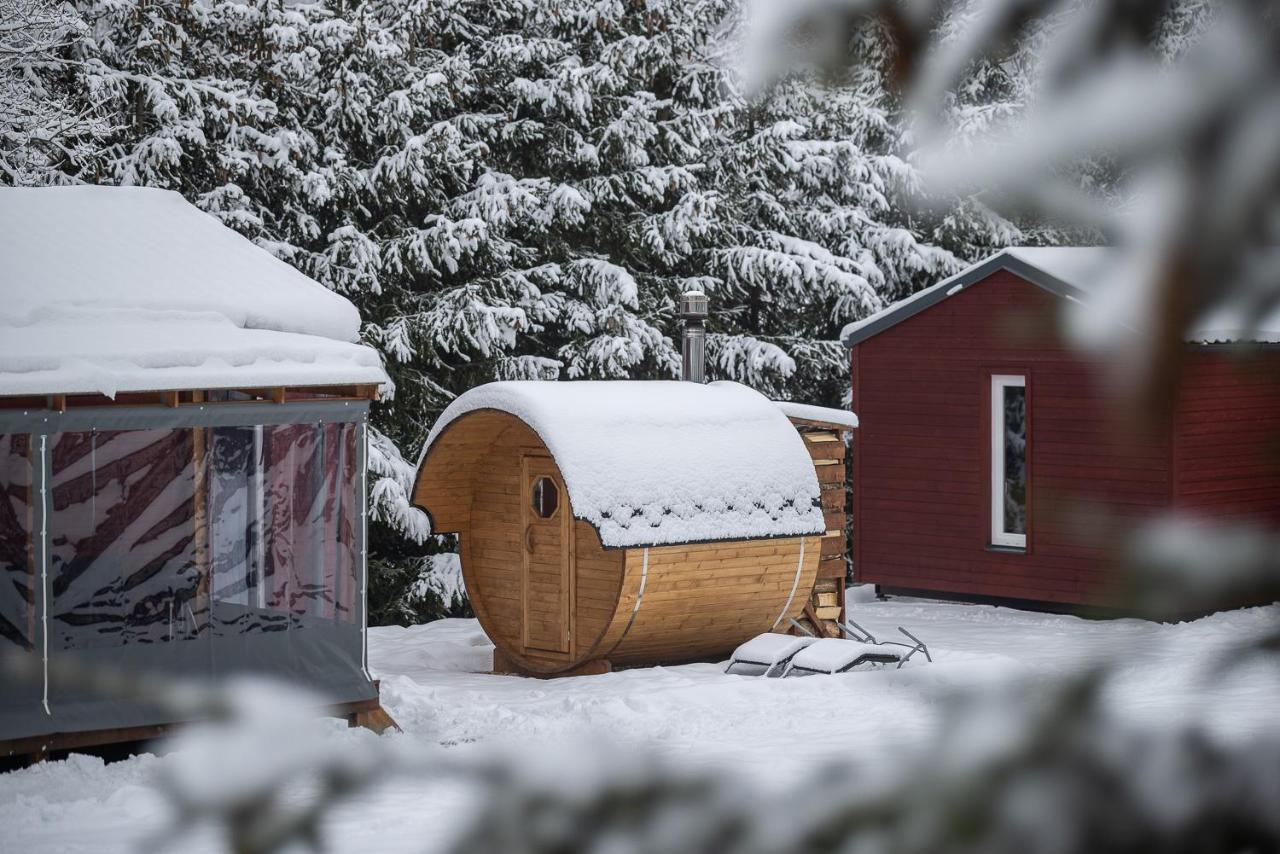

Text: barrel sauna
xmin=412 ymin=380 xmax=831 ymax=676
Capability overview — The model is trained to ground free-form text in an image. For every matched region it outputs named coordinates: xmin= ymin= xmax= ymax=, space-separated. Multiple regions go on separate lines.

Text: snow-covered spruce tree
xmin=16 ymin=0 xmax=445 ymax=606
xmin=926 ymin=3 xmax=1099 ymax=256
xmin=0 ymin=0 xmax=104 ymax=183
xmin=676 ymin=15 xmax=1039 ymax=407
xmin=9 ymin=0 xmax=1031 ymax=620
xmin=17 ymin=0 xmax=732 ymax=618
xmin=697 ymin=68 xmax=959 ymax=404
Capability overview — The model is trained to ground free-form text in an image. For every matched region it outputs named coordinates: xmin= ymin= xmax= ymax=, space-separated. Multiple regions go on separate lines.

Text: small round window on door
xmin=531 ymin=476 xmax=559 ymax=519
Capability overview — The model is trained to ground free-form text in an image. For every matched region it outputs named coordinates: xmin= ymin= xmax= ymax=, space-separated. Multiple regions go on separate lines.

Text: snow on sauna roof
xmin=0 ymin=186 xmax=387 ymax=397
xmin=425 ymin=380 xmax=827 ymax=549
xmin=841 ymin=247 xmax=1280 ymax=347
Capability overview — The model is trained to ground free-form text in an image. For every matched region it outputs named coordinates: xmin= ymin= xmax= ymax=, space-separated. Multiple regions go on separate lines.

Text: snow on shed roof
xmin=0 ymin=186 xmax=387 ymax=397
xmin=840 ymin=247 xmax=1280 ymax=348
xmin=424 ymin=380 xmax=827 ymax=549
xmin=774 ymin=400 xmax=858 ymax=430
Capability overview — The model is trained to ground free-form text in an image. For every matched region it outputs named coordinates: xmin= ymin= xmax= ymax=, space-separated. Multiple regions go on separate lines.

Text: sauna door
xmin=520 ymin=454 xmax=572 ymax=654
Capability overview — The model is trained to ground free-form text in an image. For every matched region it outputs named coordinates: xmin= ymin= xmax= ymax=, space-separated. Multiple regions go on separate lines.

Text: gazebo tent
xmin=0 ymin=187 xmax=389 ymax=752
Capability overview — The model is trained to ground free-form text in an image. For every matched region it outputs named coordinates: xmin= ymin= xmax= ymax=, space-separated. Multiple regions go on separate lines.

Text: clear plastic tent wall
xmin=0 ymin=401 xmax=374 ymax=742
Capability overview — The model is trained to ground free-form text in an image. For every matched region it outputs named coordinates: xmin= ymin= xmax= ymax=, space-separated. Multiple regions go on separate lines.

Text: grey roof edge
xmin=840 ymin=250 xmax=1088 ymax=348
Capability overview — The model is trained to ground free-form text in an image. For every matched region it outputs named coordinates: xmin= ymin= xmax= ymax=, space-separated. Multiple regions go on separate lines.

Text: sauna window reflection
xmin=532 ymin=476 xmax=559 ymax=519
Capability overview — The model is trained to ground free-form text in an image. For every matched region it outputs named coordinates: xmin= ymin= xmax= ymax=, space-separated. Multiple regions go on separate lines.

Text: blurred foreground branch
xmin=7 ymin=536 xmax=1278 ymax=854
xmin=741 ymin=0 xmax=1280 ymax=416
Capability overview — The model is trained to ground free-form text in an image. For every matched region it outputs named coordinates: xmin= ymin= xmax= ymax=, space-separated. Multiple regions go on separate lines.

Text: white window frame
xmin=990 ymin=374 xmax=1027 ymax=549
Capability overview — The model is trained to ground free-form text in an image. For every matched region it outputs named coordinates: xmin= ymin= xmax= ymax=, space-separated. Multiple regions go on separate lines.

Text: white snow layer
xmin=0 ymin=186 xmax=387 ymax=396
xmin=774 ymin=400 xmax=859 ymax=429
xmin=3 ymin=600 xmax=1279 ymax=854
xmin=424 ymin=380 xmax=826 ymax=548
xmin=728 ymin=632 xmax=814 ymax=665
xmin=789 ymin=637 xmax=894 ymax=672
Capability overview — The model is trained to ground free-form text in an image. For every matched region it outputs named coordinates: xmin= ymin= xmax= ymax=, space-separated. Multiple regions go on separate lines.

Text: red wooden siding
xmin=852 ymin=269 xmax=1175 ymax=605
xmin=1173 ymin=350 xmax=1280 ymax=526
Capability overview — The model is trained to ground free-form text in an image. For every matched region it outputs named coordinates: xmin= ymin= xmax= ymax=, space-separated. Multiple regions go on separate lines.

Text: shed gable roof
xmin=841 ymin=247 xmax=1280 ymax=348
xmin=0 ymin=186 xmax=388 ymax=397
xmin=840 ymin=248 xmax=1097 ymax=348
xmin=421 ymin=380 xmax=827 ymax=549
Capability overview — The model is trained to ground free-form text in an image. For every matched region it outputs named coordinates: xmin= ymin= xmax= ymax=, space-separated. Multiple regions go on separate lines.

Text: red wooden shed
xmin=843 ymin=248 xmax=1280 ymax=607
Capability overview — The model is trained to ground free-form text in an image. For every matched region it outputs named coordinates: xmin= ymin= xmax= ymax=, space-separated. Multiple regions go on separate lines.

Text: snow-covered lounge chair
xmin=783 ymin=638 xmax=906 ymax=676
xmin=782 ymin=620 xmax=931 ymax=677
xmin=724 ymin=632 xmax=817 ymax=677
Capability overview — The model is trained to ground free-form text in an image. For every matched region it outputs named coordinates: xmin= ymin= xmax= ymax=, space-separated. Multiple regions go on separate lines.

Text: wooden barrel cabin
xmin=412 ymin=380 xmax=831 ymax=675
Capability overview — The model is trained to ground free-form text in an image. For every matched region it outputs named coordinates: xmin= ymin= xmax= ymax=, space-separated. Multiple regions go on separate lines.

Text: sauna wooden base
xmin=492 ymin=648 xmax=612 ymax=678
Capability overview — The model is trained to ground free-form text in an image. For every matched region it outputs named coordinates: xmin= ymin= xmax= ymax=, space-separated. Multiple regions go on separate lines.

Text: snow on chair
xmin=782 ymin=618 xmax=931 ymax=677
xmin=724 ymin=632 xmax=817 ymax=677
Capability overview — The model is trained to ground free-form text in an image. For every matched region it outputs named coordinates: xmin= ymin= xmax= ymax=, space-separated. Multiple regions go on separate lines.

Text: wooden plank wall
xmin=414 ymin=413 xmax=539 ymax=663
xmin=1173 ymin=349 xmax=1280 ymax=525
xmin=852 ymin=269 xmax=1173 ymax=605
xmin=519 ymin=455 xmax=572 ymax=654
xmin=608 ymin=536 xmax=818 ymax=666
xmin=414 ymin=410 xmax=626 ymax=675
xmin=570 ymin=520 xmax=625 ymax=663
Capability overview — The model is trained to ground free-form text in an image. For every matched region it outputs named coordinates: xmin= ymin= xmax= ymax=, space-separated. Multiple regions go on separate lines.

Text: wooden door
xmin=520 ymin=454 xmax=572 ymax=654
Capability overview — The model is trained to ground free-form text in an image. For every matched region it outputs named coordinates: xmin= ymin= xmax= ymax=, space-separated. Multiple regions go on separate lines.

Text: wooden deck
xmin=1 ymin=682 xmax=397 ymax=763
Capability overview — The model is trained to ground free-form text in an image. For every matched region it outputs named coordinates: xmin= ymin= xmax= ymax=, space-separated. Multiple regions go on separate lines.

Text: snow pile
xmin=0 ymin=186 xmax=387 ymax=397
xmin=370 ymin=618 xmax=494 ymax=680
xmin=424 ymin=380 xmax=826 ymax=548
xmin=774 ymin=400 xmax=859 ymax=429
xmin=846 ymin=583 xmax=879 ymax=604
xmin=414 ymin=554 xmax=466 ymax=606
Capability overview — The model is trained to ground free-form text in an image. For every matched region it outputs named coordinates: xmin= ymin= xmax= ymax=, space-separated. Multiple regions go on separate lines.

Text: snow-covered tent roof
xmin=0 ymin=186 xmax=387 ymax=397
xmin=841 ymin=247 xmax=1280 ymax=348
xmin=423 ymin=380 xmax=827 ymax=549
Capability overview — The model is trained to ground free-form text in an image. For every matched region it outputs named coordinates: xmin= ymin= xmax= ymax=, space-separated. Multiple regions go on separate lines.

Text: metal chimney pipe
xmin=680 ymin=290 xmax=709 ymax=383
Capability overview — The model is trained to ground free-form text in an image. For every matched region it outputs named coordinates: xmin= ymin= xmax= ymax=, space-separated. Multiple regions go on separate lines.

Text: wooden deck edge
xmin=2 ymin=681 xmax=395 ymax=760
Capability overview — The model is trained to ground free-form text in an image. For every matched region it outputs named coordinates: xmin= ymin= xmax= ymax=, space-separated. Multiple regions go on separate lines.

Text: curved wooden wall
xmin=415 ymin=410 xmax=820 ymax=675
xmin=604 ymin=537 xmax=819 ymax=667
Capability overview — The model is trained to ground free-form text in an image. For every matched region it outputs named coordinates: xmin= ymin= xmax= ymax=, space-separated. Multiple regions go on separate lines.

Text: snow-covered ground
xmin=3 ymin=598 xmax=1277 ymax=853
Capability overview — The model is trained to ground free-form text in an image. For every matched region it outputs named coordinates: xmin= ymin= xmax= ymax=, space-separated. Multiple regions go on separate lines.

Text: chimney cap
xmin=679 ymin=290 xmax=709 ymax=319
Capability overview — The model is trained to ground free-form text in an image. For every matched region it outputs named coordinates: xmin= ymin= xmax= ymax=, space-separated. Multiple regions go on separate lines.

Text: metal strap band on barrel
xmin=771 ymin=536 xmax=806 ymax=630
xmin=613 ymin=547 xmax=649 ymax=651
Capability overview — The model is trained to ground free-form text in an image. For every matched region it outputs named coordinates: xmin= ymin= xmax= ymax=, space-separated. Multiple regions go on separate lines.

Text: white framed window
xmin=990 ymin=374 xmax=1027 ymax=549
